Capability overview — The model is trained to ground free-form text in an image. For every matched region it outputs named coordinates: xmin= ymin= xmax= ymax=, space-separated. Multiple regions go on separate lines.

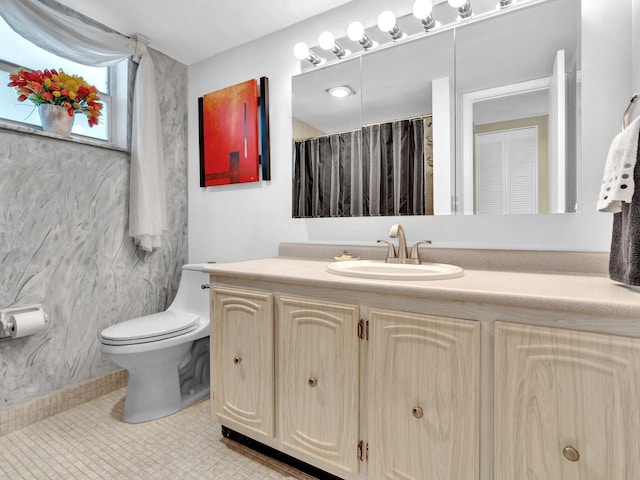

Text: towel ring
xmin=623 ymin=93 xmax=639 ymax=129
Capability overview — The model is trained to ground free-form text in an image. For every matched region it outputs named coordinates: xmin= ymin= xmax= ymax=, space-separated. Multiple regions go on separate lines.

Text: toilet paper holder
xmin=0 ymin=304 xmax=49 ymax=339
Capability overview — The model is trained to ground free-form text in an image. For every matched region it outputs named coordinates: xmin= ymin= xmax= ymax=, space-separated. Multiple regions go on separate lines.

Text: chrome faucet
xmin=379 ymin=224 xmax=431 ymax=264
xmin=389 ymin=224 xmax=409 ymax=263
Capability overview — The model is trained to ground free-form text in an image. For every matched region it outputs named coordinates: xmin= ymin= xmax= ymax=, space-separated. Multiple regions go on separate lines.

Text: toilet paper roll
xmin=10 ymin=310 xmax=46 ymax=338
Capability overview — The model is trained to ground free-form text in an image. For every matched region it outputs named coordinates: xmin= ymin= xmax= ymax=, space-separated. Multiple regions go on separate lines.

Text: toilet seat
xmin=100 ymin=311 xmax=200 ymax=346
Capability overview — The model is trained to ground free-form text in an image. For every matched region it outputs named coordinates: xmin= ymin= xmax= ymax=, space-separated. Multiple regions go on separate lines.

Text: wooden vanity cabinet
xmin=277 ymin=296 xmax=361 ymax=477
xmin=368 ymin=308 xmax=480 ymax=480
xmin=211 ymin=285 xmax=481 ymax=479
xmin=494 ymin=321 xmax=640 ymax=480
xmin=211 ymin=286 xmax=275 ymax=440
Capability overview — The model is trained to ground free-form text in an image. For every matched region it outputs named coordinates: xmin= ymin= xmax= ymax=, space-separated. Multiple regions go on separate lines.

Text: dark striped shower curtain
xmin=293 ymin=116 xmax=433 ymax=218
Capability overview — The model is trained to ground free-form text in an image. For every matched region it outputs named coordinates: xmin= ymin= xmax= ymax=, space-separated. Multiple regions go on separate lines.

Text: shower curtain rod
xmin=294 ymin=113 xmax=433 ymax=141
xmin=362 ymin=113 xmax=433 ymax=129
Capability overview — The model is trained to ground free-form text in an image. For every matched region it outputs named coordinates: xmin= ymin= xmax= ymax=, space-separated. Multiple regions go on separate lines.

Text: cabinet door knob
xmin=233 ymin=356 xmax=242 ymax=365
xmin=412 ymin=406 xmax=424 ymax=419
xmin=308 ymin=377 xmax=318 ymax=387
xmin=562 ymin=445 xmax=580 ymax=462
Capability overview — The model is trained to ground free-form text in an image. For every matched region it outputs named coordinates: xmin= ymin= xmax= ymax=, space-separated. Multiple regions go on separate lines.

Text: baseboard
xmin=0 ymin=369 xmax=128 ymax=437
xmin=222 ymin=425 xmax=344 ymax=480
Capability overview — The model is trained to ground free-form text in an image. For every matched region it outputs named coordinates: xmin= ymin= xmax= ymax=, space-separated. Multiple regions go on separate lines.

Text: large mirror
xmin=292 ymin=0 xmax=580 ymax=218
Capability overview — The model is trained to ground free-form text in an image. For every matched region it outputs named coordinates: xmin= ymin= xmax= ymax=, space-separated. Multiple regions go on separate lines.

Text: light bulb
xmin=293 ymin=42 xmax=310 ymax=61
xmin=318 ymin=31 xmax=336 ymax=51
xmin=347 ymin=21 xmax=365 ymax=41
xmin=293 ymin=42 xmax=322 ymax=65
xmin=449 ymin=0 xmax=472 ymax=18
xmin=377 ymin=11 xmax=397 ymax=33
xmin=413 ymin=0 xmax=433 ymax=19
xmin=319 ymin=31 xmax=348 ymax=58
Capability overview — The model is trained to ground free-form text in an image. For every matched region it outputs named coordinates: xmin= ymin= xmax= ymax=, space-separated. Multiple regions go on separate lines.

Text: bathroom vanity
xmin=204 ymin=247 xmax=640 ymax=480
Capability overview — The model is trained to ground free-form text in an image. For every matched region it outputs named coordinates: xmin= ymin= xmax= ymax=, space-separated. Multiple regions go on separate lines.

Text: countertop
xmin=202 ymin=257 xmax=640 ymax=319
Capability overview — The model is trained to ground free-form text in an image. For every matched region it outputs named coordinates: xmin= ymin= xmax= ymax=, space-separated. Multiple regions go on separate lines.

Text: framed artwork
xmin=198 ymin=77 xmax=270 ymax=187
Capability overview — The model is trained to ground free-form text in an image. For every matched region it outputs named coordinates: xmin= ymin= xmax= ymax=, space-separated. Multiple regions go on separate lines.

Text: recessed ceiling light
xmin=326 ymin=85 xmax=356 ymax=98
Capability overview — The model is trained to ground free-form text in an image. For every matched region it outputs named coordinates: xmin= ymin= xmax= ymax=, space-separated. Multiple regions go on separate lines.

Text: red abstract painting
xmin=199 ymin=79 xmax=259 ymax=186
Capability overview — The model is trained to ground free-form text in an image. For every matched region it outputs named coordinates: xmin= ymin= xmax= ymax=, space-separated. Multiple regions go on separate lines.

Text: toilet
xmin=99 ymin=263 xmax=211 ymax=423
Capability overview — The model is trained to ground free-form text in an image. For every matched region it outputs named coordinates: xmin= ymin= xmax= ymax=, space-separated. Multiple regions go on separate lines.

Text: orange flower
xmin=27 ymin=81 xmax=42 ymax=93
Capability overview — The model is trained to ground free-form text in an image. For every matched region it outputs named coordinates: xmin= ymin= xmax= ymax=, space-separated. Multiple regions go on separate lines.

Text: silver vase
xmin=38 ymin=104 xmax=74 ymax=135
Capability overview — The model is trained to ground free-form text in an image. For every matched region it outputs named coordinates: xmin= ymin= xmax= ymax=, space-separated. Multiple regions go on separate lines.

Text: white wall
xmin=188 ymin=0 xmax=633 ymax=263
xmin=634 ymin=0 xmax=640 ymax=102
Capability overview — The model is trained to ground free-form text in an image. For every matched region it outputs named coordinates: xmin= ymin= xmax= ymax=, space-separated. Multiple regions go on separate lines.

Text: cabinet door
xmin=212 ymin=286 xmax=274 ymax=439
xmin=368 ymin=308 xmax=480 ymax=480
xmin=278 ymin=296 xmax=360 ymax=477
xmin=495 ymin=321 xmax=640 ymax=480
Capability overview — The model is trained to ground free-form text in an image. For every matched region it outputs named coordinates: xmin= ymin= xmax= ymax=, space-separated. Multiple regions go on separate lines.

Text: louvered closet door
xmin=476 ymin=126 xmax=538 ymax=214
xmin=476 ymin=135 xmax=504 ymax=214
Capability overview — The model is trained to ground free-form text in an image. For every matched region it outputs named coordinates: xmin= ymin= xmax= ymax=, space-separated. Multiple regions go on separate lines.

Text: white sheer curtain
xmin=1 ymin=0 xmax=167 ymax=252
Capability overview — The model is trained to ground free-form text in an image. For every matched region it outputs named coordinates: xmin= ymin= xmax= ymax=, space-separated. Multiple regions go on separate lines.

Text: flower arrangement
xmin=7 ymin=68 xmax=103 ymax=127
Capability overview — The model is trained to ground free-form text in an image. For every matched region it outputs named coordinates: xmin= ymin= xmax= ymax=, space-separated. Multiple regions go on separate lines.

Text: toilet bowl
xmin=99 ymin=263 xmax=210 ymax=423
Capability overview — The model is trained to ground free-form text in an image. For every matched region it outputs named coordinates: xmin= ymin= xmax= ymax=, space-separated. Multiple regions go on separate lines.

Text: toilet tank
xmin=167 ymin=263 xmax=210 ymax=321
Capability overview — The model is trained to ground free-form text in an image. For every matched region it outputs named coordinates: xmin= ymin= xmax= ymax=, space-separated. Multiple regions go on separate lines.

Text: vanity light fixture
xmin=497 ymin=0 xmax=514 ymax=8
xmin=326 ymin=85 xmax=356 ymax=98
xmin=319 ymin=31 xmax=349 ymax=59
xmin=412 ymin=0 xmax=438 ymax=31
xmin=293 ymin=41 xmax=323 ymax=65
xmin=347 ymin=21 xmax=375 ymax=50
xmin=448 ymin=0 xmax=473 ymax=19
xmin=377 ymin=11 xmax=405 ymax=40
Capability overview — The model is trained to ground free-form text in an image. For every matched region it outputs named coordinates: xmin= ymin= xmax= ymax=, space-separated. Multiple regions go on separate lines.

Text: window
xmin=0 ymin=15 xmax=127 ymax=145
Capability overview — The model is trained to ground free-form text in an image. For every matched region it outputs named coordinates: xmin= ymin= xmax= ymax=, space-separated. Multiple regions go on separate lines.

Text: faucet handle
xmin=410 ymin=241 xmax=432 ymax=263
xmin=377 ymin=240 xmax=397 ymax=263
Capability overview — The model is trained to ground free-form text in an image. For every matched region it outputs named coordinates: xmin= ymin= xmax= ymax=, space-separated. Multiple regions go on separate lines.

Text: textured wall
xmin=0 ymin=48 xmax=188 ymax=409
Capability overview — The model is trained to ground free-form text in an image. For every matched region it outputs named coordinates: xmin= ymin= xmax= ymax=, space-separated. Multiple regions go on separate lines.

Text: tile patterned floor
xmin=0 ymin=388 xmax=318 ymax=480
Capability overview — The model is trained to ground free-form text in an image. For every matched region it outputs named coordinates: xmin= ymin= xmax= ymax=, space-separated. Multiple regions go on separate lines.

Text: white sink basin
xmin=326 ymin=260 xmax=464 ymax=281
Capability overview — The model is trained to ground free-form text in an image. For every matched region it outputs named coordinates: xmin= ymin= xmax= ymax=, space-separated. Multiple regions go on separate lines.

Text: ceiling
xmin=54 ymin=0 xmax=353 ymax=65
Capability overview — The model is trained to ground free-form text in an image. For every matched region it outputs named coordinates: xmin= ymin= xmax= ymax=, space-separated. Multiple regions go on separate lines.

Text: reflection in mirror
xmin=292 ymin=57 xmax=362 ymax=217
xmin=456 ymin=0 xmax=580 ymax=214
xmin=361 ymin=31 xmax=455 ymax=216
xmin=292 ymin=0 xmax=581 ymax=218
xmin=466 ymin=78 xmax=554 ymax=215
xmin=293 ymin=57 xmax=361 ymax=139
xmin=292 ymin=30 xmax=455 ymax=218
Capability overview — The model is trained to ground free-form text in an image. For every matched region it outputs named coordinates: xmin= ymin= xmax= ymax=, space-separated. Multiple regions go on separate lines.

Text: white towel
xmin=598 ymin=115 xmax=640 ymax=213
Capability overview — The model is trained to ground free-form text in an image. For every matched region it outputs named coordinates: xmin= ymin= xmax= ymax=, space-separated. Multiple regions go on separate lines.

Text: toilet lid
xmin=100 ymin=311 xmax=200 ymax=345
